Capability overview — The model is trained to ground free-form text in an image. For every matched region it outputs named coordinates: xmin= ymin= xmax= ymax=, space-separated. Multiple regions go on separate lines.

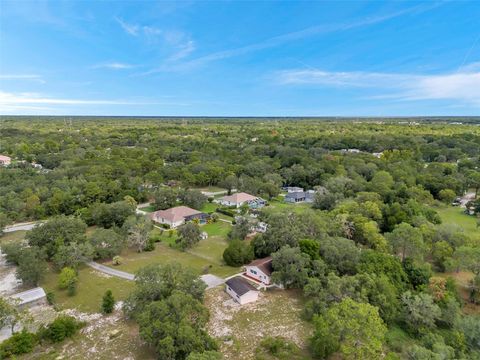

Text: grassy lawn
xmin=435 ymin=206 xmax=480 ymax=242
xmin=40 ymin=265 xmax=135 ymax=313
xmin=266 ymin=199 xmax=312 ymax=213
xmin=206 ymin=288 xmax=312 ymax=359
xmin=139 ymin=204 xmax=157 ymax=213
xmin=112 ymin=240 xmax=239 ymax=278
xmin=0 ymin=230 xmax=28 ymax=244
xmin=201 ymin=202 xmax=218 ymax=213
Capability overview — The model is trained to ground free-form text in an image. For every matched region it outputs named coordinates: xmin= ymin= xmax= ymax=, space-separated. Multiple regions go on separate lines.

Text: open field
xmin=205 ymin=287 xmax=312 ymax=360
xmin=0 ymin=230 xmax=28 ymax=244
xmin=435 ymin=206 xmax=480 ymax=242
xmin=201 ymin=202 xmax=218 ymax=213
xmin=40 ymin=265 xmax=135 ymax=313
xmin=21 ymin=308 xmax=153 ymax=360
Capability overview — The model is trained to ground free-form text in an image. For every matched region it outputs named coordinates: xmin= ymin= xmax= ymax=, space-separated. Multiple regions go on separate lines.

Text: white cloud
xmin=0 ymin=74 xmax=46 ymax=83
xmin=91 ymin=62 xmax=135 ymax=70
xmin=115 ymin=16 xmax=139 ymax=36
xmin=0 ymin=91 xmax=190 ymax=114
xmin=275 ymin=67 xmax=480 ymax=106
xmin=169 ymin=40 xmax=196 ymax=61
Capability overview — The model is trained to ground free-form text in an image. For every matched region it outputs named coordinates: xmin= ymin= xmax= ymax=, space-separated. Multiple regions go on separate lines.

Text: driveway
xmin=87 ymin=261 xmax=226 ymax=289
xmin=86 ymin=262 xmax=135 ymax=281
xmin=3 ymin=221 xmax=42 ymax=233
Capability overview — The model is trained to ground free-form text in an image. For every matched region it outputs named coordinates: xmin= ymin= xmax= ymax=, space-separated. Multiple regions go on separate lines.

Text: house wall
xmin=225 ymin=286 xmax=258 ymax=305
xmin=245 ymin=266 xmax=271 ymax=285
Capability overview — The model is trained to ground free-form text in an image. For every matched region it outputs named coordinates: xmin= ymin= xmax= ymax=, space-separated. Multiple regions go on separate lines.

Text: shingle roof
xmin=150 ymin=206 xmax=201 ymax=223
xmin=221 ymin=192 xmax=257 ymax=204
xmin=226 ymin=276 xmax=258 ymax=296
xmin=247 ymin=256 xmax=273 ymax=276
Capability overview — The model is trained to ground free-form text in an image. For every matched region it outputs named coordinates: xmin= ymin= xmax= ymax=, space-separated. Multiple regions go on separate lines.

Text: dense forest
xmin=0 ymin=117 xmax=480 ymax=359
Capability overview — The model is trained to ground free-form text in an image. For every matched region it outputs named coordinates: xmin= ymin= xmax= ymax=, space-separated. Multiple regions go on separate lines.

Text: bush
xmin=101 ymin=290 xmax=115 ymax=314
xmin=223 ymin=240 xmax=253 ymax=266
xmin=255 ymin=336 xmax=301 ymax=359
xmin=112 ymin=255 xmax=122 ymax=265
xmin=0 ymin=330 xmax=37 ymax=358
xmin=41 ymin=316 xmax=83 ymax=343
xmin=46 ymin=291 xmax=56 ymax=305
xmin=216 ymin=207 xmax=236 ymax=217
xmin=144 ymin=237 xmax=156 ymax=252
xmin=58 ymin=267 xmax=78 ymax=296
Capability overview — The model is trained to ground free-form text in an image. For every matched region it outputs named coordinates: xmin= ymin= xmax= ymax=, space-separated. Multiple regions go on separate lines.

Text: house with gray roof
xmin=225 ymin=277 xmax=259 ymax=305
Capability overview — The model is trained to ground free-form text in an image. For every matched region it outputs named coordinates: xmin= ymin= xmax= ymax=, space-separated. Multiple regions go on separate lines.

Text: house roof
xmin=226 ymin=276 xmax=258 ymax=296
xmin=221 ymin=192 xmax=257 ymax=204
xmin=247 ymin=256 xmax=273 ymax=276
xmin=285 ymin=191 xmax=306 ymax=199
xmin=10 ymin=287 xmax=46 ymax=305
xmin=150 ymin=206 xmax=202 ymax=223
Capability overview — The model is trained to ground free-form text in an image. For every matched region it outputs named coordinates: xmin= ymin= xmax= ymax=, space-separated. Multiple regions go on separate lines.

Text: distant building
xmin=285 ymin=190 xmax=315 ymax=204
xmin=10 ymin=287 xmax=47 ymax=309
xmin=0 ymin=155 xmax=11 ymax=166
xmin=245 ymin=257 xmax=273 ymax=285
xmin=218 ymin=192 xmax=266 ymax=208
xmin=225 ymin=277 xmax=259 ymax=305
xmin=150 ymin=206 xmax=209 ymax=228
xmin=283 ymin=186 xmax=304 ymax=193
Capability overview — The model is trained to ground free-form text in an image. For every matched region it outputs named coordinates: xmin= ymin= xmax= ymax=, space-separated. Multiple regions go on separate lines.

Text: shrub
xmin=41 ymin=315 xmax=83 ymax=343
xmin=144 ymin=237 xmax=156 ymax=251
xmin=101 ymin=290 xmax=115 ymax=314
xmin=46 ymin=291 xmax=56 ymax=305
xmin=112 ymin=255 xmax=122 ymax=265
xmin=216 ymin=207 xmax=236 ymax=217
xmin=223 ymin=240 xmax=254 ymax=266
xmin=0 ymin=330 xmax=37 ymax=358
xmin=255 ymin=336 xmax=301 ymax=359
xmin=58 ymin=267 xmax=78 ymax=296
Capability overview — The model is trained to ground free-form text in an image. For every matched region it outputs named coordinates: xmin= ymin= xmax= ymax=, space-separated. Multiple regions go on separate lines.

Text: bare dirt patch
xmin=205 ymin=287 xmax=312 ymax=359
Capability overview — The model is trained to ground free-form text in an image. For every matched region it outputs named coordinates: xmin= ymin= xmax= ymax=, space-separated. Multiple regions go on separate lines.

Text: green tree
xmin=17 ymin=247 xmax=47 ymax=286
xmin=311 ymin=298 xmax=387 ymax=360
xmin=90 ymin=228 xmax=125 ymax=260
xmin=138 ymin=290 xmax=217 ymax=360
xmin=298 ymin=239 xmax=320 ymax=260
xmin=26 ymin=215 xmax=87 ymax=259
xmin=52 ymin=241 xmax=94 ymax=270
xmin=124 ymin=263 xmax=206 ymax=317
xmin=101 ymin=290 xmax=115 ymax=314
xmin=438 ymin=189 xmax=456 ymax=204
xmin=123 ymin=215 xmax=153 ymax=252
xmin=180 ymin=189 xmax=207 ymax=210
xmin=227 ymin=216 xmax=251 ymax=241
xmin=386 ymin=223 xmax=424 ymax=261
xmin=271 ymin=246 xmax=310 ymax=289
xmin=401 ymin=291 xmax=441 ymax=334
xmin=58 ymin=267 xmax=78 ymax=296
xmin=176 ymin=222 xmax=202 ymax=250
xmin=0 ymin=212 xmax=9 ymax=235
xmin=153 ymin=188 xmax=177 ymax=210
xmin=222 ymin=240 xmax=253 ymax=266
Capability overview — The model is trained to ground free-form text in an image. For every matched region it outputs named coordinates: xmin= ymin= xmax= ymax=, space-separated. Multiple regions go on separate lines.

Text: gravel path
xmin=3 ymin=221 xmax=42 ymax=233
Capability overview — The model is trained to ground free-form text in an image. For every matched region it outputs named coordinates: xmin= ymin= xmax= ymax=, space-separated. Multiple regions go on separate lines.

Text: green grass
xmin=0 ymin=230 xmax=28 ymax=244
xmin=435 ymin=206 xmax=480 ymax=242
xmin=40 ymin=265 xmax=135 ymax=313
xmin=266 ymin=199 xmax=312 ymax=213
xmin=112 ymin=240 xmax=239 ymax=278
xmin=138 ymin=204 xmax=156 ymax=213
xmin=201 ymin=202 xmax=218 ymax=213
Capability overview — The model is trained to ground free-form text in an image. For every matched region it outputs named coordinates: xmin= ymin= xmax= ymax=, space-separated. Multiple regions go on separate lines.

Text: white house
xmin=0 ymin=155 xmax=11 ymax=166
xmin=150 ymin=206 xmax=208 ymax=228
xmin=225 ymin=276 xmax=259 ymax=305
xmin=217 ymin=192 xmax=266 ymax=208
xmin=244 ymin=256 xmax=273 ymax=285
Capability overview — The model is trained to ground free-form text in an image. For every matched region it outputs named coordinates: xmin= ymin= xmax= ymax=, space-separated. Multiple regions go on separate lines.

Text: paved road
xmin=87 ymin=261 xmax=225 ymax=290
xmin=86 ymin=262 xmax=135 ymax=281
xmin=3 ymin=221 xmax=42 ymax=233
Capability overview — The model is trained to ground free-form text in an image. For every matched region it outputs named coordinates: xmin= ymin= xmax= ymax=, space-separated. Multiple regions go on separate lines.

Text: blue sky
xmin=0 ymin=1 xmax=479 ymax=116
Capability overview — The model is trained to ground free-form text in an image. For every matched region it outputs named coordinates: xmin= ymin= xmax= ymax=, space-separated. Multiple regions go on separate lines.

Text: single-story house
xmin=0 ymin=155 xmax=11 ymax=166
xmin=282 ymin=186 xmax=304 ymax=193
xmin=218 ymin=192 xmax=266 ymax=208
xmin=284 ymin=190 xmax=315 ymax=203
xmin=225 ymin=276 xmax=259 ymax=305
xmin=150 ymin=206 xmax=209 ymax=228
xmin=10 ymin=287 xmax=47 ymax=309
xmin=245 ymin=256 xmax=273 ymax=285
